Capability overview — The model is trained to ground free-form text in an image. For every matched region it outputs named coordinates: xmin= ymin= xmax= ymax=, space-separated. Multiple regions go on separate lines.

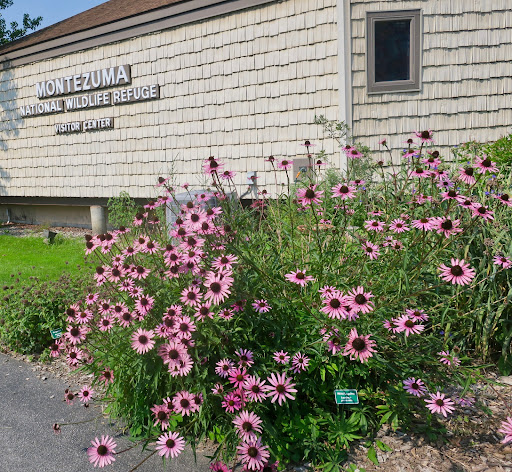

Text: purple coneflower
xmin=394 ymin=315 xmax=425 ymax=336
xmin=343 ymin=328 xmax=377 ymax=363
xmin=131 ymin=329 xmax=155 ymax=354
xmin=285 ymin=269 xmax=315 ymax=287
xmin=471 ymin=203 xmax=494 ymax=221
xmin=87 ymin=435 xmax=117 ymax=468
xmin=233 ymin=410 xmax=263 ymax=442
xmin=415 ymin=129 xmax=434 ymax=143
xmin=243 ymin=376 xmax=268 ymax=402
xmin=439 ymin=258 xmax=476 ymax=285
xmin=347 ymin=286 xmax=374 ymax=314
xmin=296 ymin=184 xmax=324 ymax=206
xmin=498 ymin=417 xmax=512 ymax=444
xmin=277 ymin=159 xmax=293 ymax=170
xmin=403 ymin=377 xmax=427 ymax=397
xmin=494 ymin=255 xmax=512 ymax=269
xmin=320 ymin=293 xmax=350 ymax=320
xmin=364 ymin=220 xmax=385 ymax=232
xmin=264 ymin=372 xmax=297 ymax=405
xmin=437 ymin=350 xmax=461 ymax=367
xmin=331 ymin=183 xmax=356 ymax=199
xmin=425 ymin=392 xmax=455 ymax=417
xmin=252 ymin=299 xmax=272 ymax=313
xmin=78 ymin=385 xmax=94 ymax=403
xmin=237 ymin=437 xmax=270 ymax=471
xmin=173 ymin=390 xmax=195 ymax=416
xmin=291 ymin=352 xmax=310 ymax=373
xmin=155 ymin=431 xmax=185 ymax=459
xmin=273 ymin=351 xmax=290 ymax=364
xmin=458 ymin=166 xmax=476 ymax=185
xmin=475 ymin=155 xmax=497 ymax=174
xmin=411 ymin=217 xmax=435 ymax=231
xmin=222 ymin=392 xmax=242 ymax=413
xmin=433 ymin=217 xmax=462 ymax=238
xmin=229 ymin=367 xmax=249 ymax=388
xmin=362 ymin=241 xmax=380 ymax=260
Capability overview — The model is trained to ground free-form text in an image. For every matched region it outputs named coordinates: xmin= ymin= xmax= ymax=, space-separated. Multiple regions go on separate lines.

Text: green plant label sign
xmin=334 ymin=389 xmax=359 ymax=405
xmin=50 ymin=328 xmax=63 ymax=339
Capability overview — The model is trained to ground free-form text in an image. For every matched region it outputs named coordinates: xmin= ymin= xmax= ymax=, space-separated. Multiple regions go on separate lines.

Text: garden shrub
xmin=0 ymin=273 xmax=93 ymax=354
xmin=51 ymin=128 xmax=512 ymax=471
xmin=107 ymin=191 xmax=140 ymax=228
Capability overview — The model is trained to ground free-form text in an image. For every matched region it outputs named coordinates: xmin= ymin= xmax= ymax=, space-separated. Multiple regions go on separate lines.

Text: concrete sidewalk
xmin=0 ymin=353 xmax=211 ymax=472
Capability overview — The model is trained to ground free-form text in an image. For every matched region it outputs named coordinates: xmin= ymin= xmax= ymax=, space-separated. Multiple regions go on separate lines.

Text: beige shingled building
xmin=0 ymin=0 xmax=510 ymax=227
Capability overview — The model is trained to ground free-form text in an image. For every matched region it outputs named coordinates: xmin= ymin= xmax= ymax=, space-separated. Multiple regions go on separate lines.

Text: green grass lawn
xmin=0 ymin=235 xmax=93 ymax=286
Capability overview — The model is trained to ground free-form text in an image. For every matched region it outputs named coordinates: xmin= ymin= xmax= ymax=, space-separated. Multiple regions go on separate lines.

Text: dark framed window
xmin=366 ymin=10 xmax=421 ymax=93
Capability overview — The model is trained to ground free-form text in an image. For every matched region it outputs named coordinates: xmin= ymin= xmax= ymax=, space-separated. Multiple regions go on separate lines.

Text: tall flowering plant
xmin=51 ymin=129 xmax=512 ymax=470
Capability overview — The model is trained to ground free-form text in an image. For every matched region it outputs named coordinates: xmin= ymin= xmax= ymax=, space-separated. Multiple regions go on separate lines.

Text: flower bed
xmin=49 ymin=127 xmax=512 ymax=471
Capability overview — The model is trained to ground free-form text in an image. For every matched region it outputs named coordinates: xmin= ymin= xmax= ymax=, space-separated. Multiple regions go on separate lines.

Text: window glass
xmin=374 ymin=20 xmax=411 ymax=82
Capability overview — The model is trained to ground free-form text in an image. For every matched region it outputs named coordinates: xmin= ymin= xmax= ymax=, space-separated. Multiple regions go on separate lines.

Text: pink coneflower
xmin=438 ymin=350 xmax=461 ymax=367
xmin=494 ymin=255 xmax=512 ymax=269
xmin=155 ymin=432 xmax=185 ymax=459
xmin=151 ymin=403 xmax=171 ymax=430
xmin=210 ymin=461 xmax=230 ymax=472
xmin=403 ymin=378 xmax=427 ymax=397
xmin=459 ymin=166 xmax=477 ymax=185
xmin=75 ymin=309 xmax=93 ymax=324
xmin=78 ymin=385 xmax=94 ymax=404
xmin=345 ymin=147 xmax=363 ymax=159
xmin=135 ymin=295 xmax=155 ymax=315
xmin=252 ymin=299 xmax=272 ymax=313
xmin=411 ymin=167 xmax=431 ymax=179
xmin=180 ymin=285 xmax=202 ymax=307
xmin=66 ymin=347 xmax=83 ymax=367
xmin=212 ymin=254 xmax=238 ymax=270
xmin=331 ymin=183 xmax=356 ymax=199
xmin=405 ymin=308 xmax=429 ymax=321
xmin=422 ymin=154 xmax=441 ymax=168
xmin=215 ymin=358 xmax=235 ymax=378
xmin=439 ymin=258 xmax=476 ymax=285
xmin=475 ymin=155 xmax=498 ymax=174
xmin=319 ymin=285 xmax=341 ymax=298
xmin=229 ymin=367 xmax=249 ymax=388
xmin=471 ymin=203 xmax=494 ymax=221
xmin=131 ymin=329 xmax=155 ymax=354
xmin=347 ymin=286 xmax=375 ymax=314
xmin=362 ymin=241 xmax=380 ymax=260
xmin=243 ymin=376 xmax=268 ymax=402
xmin=273 ymin=351 xmax=290 ymax=364
xmin=291 ymin=352 xmax=310 ymax=373
xmin=237 ymin=437 xmax=270 ymax=471
xmin=222 ymin=392 xmax=242 ymax=413
xmin=343 ymin=328 xmax=377 ymax=363
xmin=85 ymin=293 xmax=99 ymax=305
xmin=87 ymin=435 xmax=117 ymax=468
xmin=49 ymin=340 xmax=63 ymax=358
xmin=98 ymin=316 xmax=114 ymax=332
xmin=117 ymin=310 xmax=135 ymax=328
xmin=498 ymin=417 xmax=512 ymax=444
xmin=454 ymin=395 xmax=475 ymax=407
xmin=494 ymin=193 xmax=512 ymax=207
xmin=285 ymin=269 xmax=315 ymax=287
xmin=204 ymin=276 xmax=231 ymax=305
xmin=211 ymin=383 xmax=224 ymax=395
xmin=236 ymin=349 xmax=255 ymax=367
xmin=351 ymin=179 xmax=366 ymax=187
xmin=131 ymin=265 xmax=151 ymax=280
xmin=169 ymin=354 xmax=193 ymax=377
xmin=194 ymin=303 xmax=214 ymax=321
xmin=218 ymin=308 xmax=235 ymax=320
xmin=425 ymin=392 xmax=455 ymax=417
xmin=415 ymin=129 xmax=434 ymax=143
xmin=203 ymin=157 xmax=224 ymax=174
xmin=411 ymin=217 xmax=435 ymax=231
xmin=389 ymin=219 xmax=410 ymax=233
xmin=433 ymin=217 xmax=463 ymax=238
xmin=99 ymin=368 xmax=114 ymax=386
xmin=65 ymin=325 xmax=88 ymax=345
xmin=277 ymin=159 xmax=293 ymax=170
xmin=64 ymin=389 xmax=77 ymax=405
xmin=321 ymin=293 xmax=350 ymax=320
xmin=173 ymin=391 xmax=196 ymax=416
xmin=364 ymin=220 xmax=386 ymax=232
xmin=441 ymin=189 xmax=461 ymax=201
xmin=296 ymin=184 xmax=324 ymax=206
xmin=264 ymin=372 xmax=297 ymax=405
xmin=173 ymin=315 xmax=196 ymax=340
xmin=233 ymin=410 xmax=263 ymax=442
xmin=394 ymin=315 xmax=425 ymax=336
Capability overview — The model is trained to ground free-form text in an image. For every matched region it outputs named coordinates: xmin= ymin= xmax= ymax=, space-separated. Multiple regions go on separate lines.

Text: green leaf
xmin=367 ymin=445 xmax=379 ymax=465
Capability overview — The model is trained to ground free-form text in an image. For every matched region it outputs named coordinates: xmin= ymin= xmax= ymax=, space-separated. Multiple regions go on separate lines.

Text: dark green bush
xmin=0 ymin=273 xmax=93 ymax=354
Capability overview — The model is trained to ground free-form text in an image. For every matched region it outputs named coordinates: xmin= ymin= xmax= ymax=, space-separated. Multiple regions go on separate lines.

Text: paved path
xmin=0 ymin=353 xmax=211 ymax=472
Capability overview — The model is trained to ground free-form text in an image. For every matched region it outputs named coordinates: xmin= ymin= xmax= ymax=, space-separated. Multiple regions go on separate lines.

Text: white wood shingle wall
xmin=350 ymin=0 xmax=512 ymax=159
xmin=0 ymin=0 xmax=340 ymax=199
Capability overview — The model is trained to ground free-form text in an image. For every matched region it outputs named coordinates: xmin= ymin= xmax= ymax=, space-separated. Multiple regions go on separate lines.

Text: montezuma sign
xmin=18 ymin=64 xmax=160 ymax=122
xmin=36 ymin=65 xmax=131 ymax=98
